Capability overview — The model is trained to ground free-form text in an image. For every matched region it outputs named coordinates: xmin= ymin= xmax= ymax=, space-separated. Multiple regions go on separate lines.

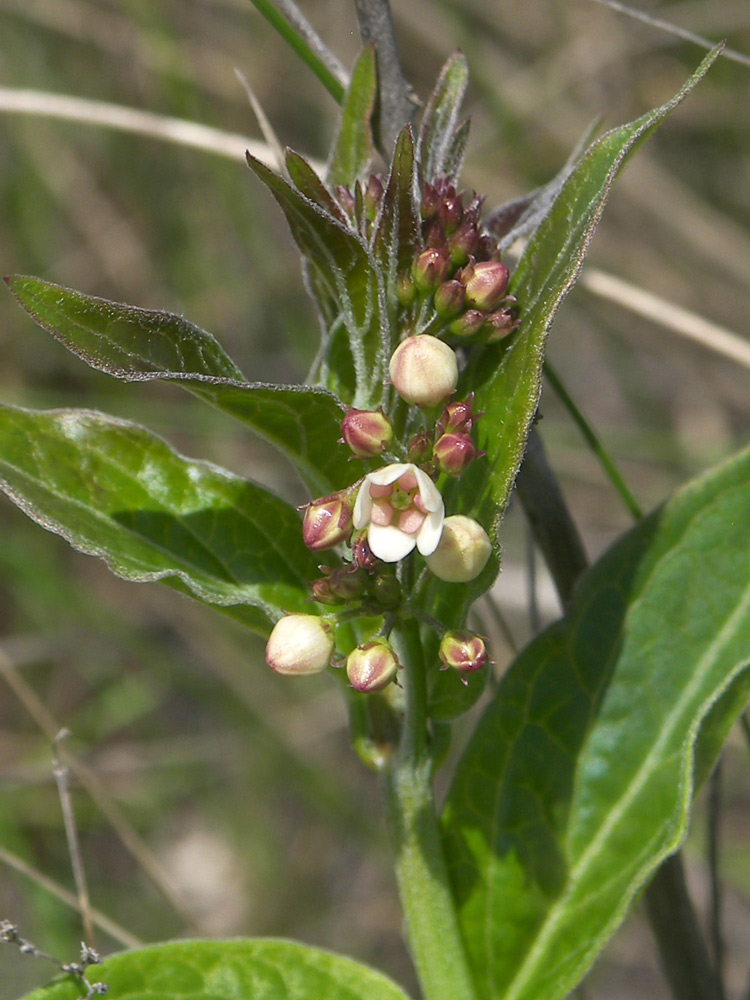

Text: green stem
xmin=381 ymin=619 xmax=478 ymax=1000
xmin=544 ymin=360 xmax=643 ymax=520
xmin=247 ymin=0 xmax=346 ymax=103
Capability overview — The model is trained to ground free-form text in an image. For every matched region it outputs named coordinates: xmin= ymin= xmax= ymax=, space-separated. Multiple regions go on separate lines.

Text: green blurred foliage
xmin=1 ymin=2 xmax=749 ymax=999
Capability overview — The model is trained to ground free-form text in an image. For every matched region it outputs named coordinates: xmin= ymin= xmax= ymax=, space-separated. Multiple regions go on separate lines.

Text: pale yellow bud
xmin=425 ymin=514 xmax=492 ymax=582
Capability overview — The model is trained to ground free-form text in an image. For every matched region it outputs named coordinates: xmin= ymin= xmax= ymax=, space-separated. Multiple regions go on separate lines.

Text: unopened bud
xmin=309 ymin=577 xmax=344 ymax=606
xmin=412 ymin=248 xmax=450 ymax=294
xmin=351 ymin=529 xmax=379 ymax=570
xmin=484 ymin=305 xmax=517 ymax=341
xmin=434 ymin=280 xmax=466 ymax=319
xmin=425 ymin=514 xmax=492 ymax=582
xmin=266 ymin=614 xmax=334 ymax=676
xmin=439 ymin=630 xmax=489 ymax=677
xmin=328 ymin=565 xmax=368 ymax=601
xmin=365 ymin=174 xmax=384 ymax=220
xmin=341 ymin=409 xmax=393 ymax=459
xmin=346 ymin=640 xmax=400 ymax=692
xmin=436 ymin=395 xmax=476 ymax=436
xmin=397 ymin=271 xmax=417 ymax=307
xmin=448 ymin=309 xmax=487 ymax=339
xmin=369 ymin=568 xmax=403 ymax=609
xmin=461 ymin=261 xmax=510 ymax=312
xmin=334 ymin=185 xmax=355 ymax=219
xmin=302 ymin=489 xmax=355 ymax=551
xmin=448 ymin=219 xmax=480 ymax=266
xmin=433 ymin=432 xmax=477 ymax=476
xmin=407 ymin=428 xmax=433 ymax=465
xmin=389 ymin=335 xmax=458 ymax=408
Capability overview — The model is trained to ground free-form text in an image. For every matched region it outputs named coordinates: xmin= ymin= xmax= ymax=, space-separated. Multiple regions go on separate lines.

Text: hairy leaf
xmin=418 ymin=52 xmax=469 ymax=184
xmin=442 ymin=443 xmax=750 ymax=1000
xmin=0 ymin=405 xmax=324 ymax=634
xmin=20 ymin=939 xmax=411 ymax=1000
xmin=247 ymin=155 xmax=388 ymax=409
xmin=462 ymin=47 xmax=721 ymax=535
xmin=327 ymin=45 xmax=377 ymax=188
xmin=5 ymin=276 xmax=363 ymax=496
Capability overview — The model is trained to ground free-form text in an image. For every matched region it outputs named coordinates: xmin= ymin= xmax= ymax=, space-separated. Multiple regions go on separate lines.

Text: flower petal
xmin=413 ymin=466 xmax=444 ymax=513
xmin=366 ymin=463 xmax=412 ymax=487
xmin=368 ymin=523 xmax=418 ymax=562
xmin=353 ymin=480 xmax=372 ymax=530
xmin=416 ymin=509 xmax=445 ymax=556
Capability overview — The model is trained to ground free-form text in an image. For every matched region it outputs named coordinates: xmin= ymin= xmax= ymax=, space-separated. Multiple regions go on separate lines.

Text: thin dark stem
xmin=515 ymin=425 xmax=721 ymax=1000
xmin=645 ymin=854 xmax=722 ymax=1000
xmin=353 ymin=0 xmax=415 ymax=152
xmin=53 ymin=731 xmax=95 ymax=947
xmin=708 ymin=762 xmax=727 ymax=1000
xmin=514 ymin=427 xmax=588 ymax=609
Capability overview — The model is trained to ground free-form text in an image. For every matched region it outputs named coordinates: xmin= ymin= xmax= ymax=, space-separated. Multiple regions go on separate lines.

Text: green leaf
xmin=463 ymin=47 xmax=722 ymax=534
xmin=327 ymin=45 xmax=377 ymax=188
xmin=246 ymin=155 xmax=388 ymax=409
xmin=418 ymin=52 xmax=469 ymax=184
xmin=5 ymin=276 xmax=365 ymax=496
xmin=20 ymin=939 xmax=411 ymax=1000
xmin=0 ymin=405 xmax=324 ymax=635
xmin=442 ymin=443 xmax=750 ymax=1000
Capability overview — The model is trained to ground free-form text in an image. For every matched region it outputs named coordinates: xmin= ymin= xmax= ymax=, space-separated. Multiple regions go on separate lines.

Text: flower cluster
xmin=265 ymin=174 xmax=508 ymax=693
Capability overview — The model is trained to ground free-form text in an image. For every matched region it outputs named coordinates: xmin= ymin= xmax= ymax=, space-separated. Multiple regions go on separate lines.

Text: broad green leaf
xmin=418 ymin=52 xmax=469 ymax=184
xmin=20 ymin=939 xmax=411 ymax=1000
xmin=0 ymin=405 xmax=325 ymax=635
xmin=462 ymin=47 xmax=721 ymax=535
xmin=5 ymin=276 xmax=364 ymax=496
xmin=247 ymin=155 xmax=388 ymax=409
xmin=327 ymin=45 xmax=377 ymax=188
xmin=442 ymin=443 xmax=750 ymax=1000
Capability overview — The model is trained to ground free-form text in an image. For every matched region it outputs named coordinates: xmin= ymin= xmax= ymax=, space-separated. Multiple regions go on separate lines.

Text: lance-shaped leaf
xmin=460 ymin=47 xmax=721 ymax=535
xmin=247 ymin=154 xmax=388 ymax=409
xmin=19 ymin=939 xmax=411 ymax=1000
xmin=5 ymin=276 xmax=365 ymax=496
xmin=442 ymin=443 xmax=750 ymax=1000
xmin=0 ymin=404 xmax=325 ymax=635
xmin=326 ymin=44 xmax=377 ymax=188
xmin=418 ymin=51 xmax=469 ymax=184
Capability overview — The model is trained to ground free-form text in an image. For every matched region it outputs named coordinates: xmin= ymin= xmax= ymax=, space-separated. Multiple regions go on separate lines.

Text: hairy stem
xmin=382 ymin=620 xmax=478 ymax=1000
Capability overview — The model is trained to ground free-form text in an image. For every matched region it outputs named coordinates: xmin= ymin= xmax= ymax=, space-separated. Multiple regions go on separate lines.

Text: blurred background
xmin=0 ymin=1 xmax=748 ymax=998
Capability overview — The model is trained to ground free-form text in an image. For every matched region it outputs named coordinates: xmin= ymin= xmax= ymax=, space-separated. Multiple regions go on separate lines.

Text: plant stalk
xmin=382 ymin=619 xmax=478 ymax=1000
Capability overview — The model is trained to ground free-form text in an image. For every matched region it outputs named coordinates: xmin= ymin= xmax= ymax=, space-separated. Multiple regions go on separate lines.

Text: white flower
xmin=353 ymin=463 xmax=444 ymax=563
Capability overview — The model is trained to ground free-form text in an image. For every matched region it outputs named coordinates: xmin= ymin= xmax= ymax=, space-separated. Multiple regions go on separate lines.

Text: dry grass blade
xmin=582 ymin=268 xmax=750 ymax=370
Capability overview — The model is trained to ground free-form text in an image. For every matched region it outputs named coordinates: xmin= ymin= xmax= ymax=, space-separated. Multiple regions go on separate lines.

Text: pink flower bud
xmin=460 ymin=261 xmax=510 ymax=311
xmin=334 ymin=185 xmax=355 ymax=219
xmin=341 ymin=409 xmax=394 ymax=459
xmin=433 ymin=432 xmax=478 ymax=476
xmin=389 ymin=336 xmax=458 ymax=408
xmin=302 ymin=489 xmax=355 ymax=551
xmin=448 ymin=219 xmax=480 ymax=265
xmin=265 ymin=614 xmax=334 ymax=675
xmin=346 ymin=640 xmax=400 ymax=693
xmin=407 ymin=428 xmax=433 ymax=465
xmin=309 ymin=577 xmax=345 ymax=606
xmin=436 ymin=395 xmax=476 ymax=436
xmin=439 ymin=630 xmax=489 ymax=678
xmin=425 ymin=514 xmax=492 ymax=582
xmin=351 ymin=529 xmax=379 ymax=570
xmin=412 ymin=248 xmax=451 ymax=294
xmin=434 ymin=280 xmax=467 ymax=319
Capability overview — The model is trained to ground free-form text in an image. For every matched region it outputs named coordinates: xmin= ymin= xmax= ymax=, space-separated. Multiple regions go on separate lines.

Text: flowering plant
xmin=1 ymin=7 xmax=749 ymax=1000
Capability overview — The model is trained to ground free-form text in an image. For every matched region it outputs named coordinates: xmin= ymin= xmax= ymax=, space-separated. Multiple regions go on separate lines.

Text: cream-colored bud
xmin=389 ymin=335 xmax=458 ymax=407
xmin=425 ymin=515 xmax=492 ymax=582
xmin=265 ymin=614 xmax=334 ymax=676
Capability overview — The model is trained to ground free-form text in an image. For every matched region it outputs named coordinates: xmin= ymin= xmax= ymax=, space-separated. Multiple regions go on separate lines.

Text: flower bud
xmin=407 ymin=428 xmax=433 ymax=465
xmin=438 ymin=192 xmax=463 ymax=233
xmin=351 ymin=529 xmax=379 ymax=570
xmin=334 ymin=185 xmax=355 ymax=219
xmin=389 ymin=335 xmax=458 ymax=408
xmin=397 ymin=271 xmax=417 ymax=307
xmin=448 ymin=309 xmax=487 ymax=339
xmin=412 ymin=248 xmax=450 ymax=294
xmin=434 ymin=280 xmax=466 ymax=319
xmin=484 ymin=305 xmax=517 ymax=341
xmin=461 ymin=261 xmax=510 ymax=312
xmin=439 ymin=630 xmax=489 ymax=677
xmin=448 ymin=219 xmax=480 ymax=266
xmin=369 ymin=568 xmax=403 ymax=609
xmin=309 ymin=577 xmax=345 ymax=606
xmin=341 ymin=409 xmax=393 ymax=459
xmin=365 ymin=174 xmax=384 ymax=220
xmin=425 ymin=514 xmax=492 ymax=582
xmin=328 ymin=564 xmax=369 ymax=601
xmin=302 ymin=489 xmax=355 ymax=551
xmin=265 ymin=614 xmax=334 ymax=675
xmin=436 ymin=395 xmax=476 ymax=436
xmin=346 ymin=640 xmax=400 ymax=693
xmin=433 ymin=432 xmax=478 ymax=476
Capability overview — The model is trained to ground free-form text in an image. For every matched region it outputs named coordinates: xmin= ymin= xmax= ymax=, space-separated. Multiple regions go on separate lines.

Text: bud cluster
xmin=399 ymin=177 xmax=516 ymax=344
